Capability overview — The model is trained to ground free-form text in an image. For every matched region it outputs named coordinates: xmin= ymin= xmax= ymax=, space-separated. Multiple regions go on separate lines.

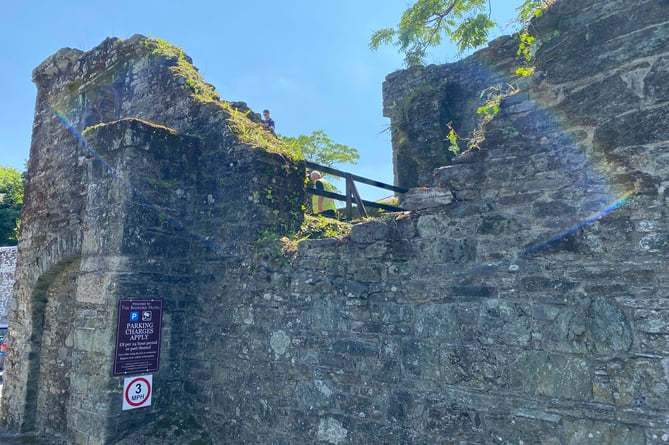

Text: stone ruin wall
xmin=0 ymin=247 xmax=16 ymax=324
xmin=0 ymin=35 xmax=305 ymax=443
xmin=384 ymin=0 xmax=669 ymax=194
xmin=2 ymin=0 xmax=669 ymax=443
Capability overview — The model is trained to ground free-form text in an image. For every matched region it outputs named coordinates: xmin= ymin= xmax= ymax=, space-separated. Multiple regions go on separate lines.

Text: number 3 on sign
xmin=122 ymin=375 xmax=153 ymax=410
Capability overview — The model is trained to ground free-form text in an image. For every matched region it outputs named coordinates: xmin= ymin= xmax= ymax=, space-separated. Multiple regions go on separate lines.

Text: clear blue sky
xmin=2 ymin=1 xmax=523 ymax=200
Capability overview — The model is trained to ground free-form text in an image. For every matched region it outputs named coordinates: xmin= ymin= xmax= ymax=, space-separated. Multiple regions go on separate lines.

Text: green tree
xmin=370 ymin=0 xmax=546 ymax=67
xmin=281 ymin=130 xmax=359 ymax=169
xmin=0 ymin=166 xmax=25 ymax=246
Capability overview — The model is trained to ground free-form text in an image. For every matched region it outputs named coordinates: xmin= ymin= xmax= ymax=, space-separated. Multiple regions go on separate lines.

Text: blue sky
xmin=2 ymin=1 xmax=523 ymax=200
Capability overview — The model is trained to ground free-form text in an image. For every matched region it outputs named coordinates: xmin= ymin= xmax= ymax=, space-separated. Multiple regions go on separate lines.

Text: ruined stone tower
xmin=1 ymin=35 xmax=305 ymax=443
xmin=3 ymin=0 xmax=669 ymax=443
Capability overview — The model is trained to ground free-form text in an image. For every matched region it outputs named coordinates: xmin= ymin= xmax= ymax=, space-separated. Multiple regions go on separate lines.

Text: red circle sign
xmin=124 ymin=377 xmax=151 ymax=407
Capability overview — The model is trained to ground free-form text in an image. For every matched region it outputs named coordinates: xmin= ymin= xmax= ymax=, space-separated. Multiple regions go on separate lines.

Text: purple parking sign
xmin=113 ymin=299 xmax=163 ymax=375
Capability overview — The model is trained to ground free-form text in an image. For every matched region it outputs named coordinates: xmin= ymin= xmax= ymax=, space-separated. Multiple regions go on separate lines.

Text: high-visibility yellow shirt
xmin=312 ymin=179 xmax=337 ymax=214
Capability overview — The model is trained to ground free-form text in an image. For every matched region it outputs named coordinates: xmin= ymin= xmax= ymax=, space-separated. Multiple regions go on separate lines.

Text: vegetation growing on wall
xmin=253 ymin=214 xmax=352 ymax=268
xmin=146 ymin=38 xmax=221 ymax=103
xmin=145 ymin=38 xmax=287 ymax=156
xmin=146 ymin=38 xmax=360 ymax=173
xmin=447 ymin=83 xmax=520 ymax=155
xmin=219 ymin=101 xmax=292 ymax=155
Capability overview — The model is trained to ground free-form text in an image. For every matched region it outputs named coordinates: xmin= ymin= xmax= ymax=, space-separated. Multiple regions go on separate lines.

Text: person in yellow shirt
xmin=310 ymin=170 xmax=337 ymax=218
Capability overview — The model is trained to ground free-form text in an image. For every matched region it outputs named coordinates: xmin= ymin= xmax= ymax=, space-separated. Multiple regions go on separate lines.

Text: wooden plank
xmin=302 ymin=160 xmax=408 ymax=194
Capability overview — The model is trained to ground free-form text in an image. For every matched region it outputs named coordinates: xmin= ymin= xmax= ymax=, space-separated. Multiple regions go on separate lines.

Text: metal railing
xmin=303 ymin=160 xmax=408 ymax=220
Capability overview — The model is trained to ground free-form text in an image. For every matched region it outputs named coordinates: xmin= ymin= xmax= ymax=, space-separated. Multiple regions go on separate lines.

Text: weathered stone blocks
xmin=3 ymin=0 xmax=669 ymax=443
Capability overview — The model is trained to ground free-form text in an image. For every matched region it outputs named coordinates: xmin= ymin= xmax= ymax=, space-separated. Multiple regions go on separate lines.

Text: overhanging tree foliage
xmin=370 ymin=0 xmax=547 ymax=67
xmin=0 ymin=166 xmax=24 ymax=246
xmin=281 ymin=130 xmax=359 ymax=169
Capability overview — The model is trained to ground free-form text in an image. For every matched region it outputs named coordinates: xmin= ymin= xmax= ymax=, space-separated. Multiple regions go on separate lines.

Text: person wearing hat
xmin=310 ymin=170 xmax=337 ymax=218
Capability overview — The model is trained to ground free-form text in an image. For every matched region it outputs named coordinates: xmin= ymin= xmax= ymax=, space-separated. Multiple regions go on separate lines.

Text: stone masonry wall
xmin=127 ymin=0 xmax=669 ymax=442
xmin=2 ymin=0 xmax=669 ymax=444
xmin=382 ymin=35 xmax=522 ymax=189
xmin=0 ymin=35 xmax=304 ymax=444
xmin=0 ymin=247 xmax=16 ymax=324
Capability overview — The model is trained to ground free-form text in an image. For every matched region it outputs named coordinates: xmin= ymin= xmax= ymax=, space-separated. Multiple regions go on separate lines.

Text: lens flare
xmin=520 ymin=189 xmax=635 ymax=257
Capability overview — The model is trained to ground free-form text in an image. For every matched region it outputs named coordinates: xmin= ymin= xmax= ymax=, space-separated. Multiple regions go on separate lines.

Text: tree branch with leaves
xmin=370 ymin=0 xmax=496 ymax=66
xmin=370 ymin=0 xmax=549 ymax=67
xmin=280 ymin=130 xmax=359 ymax=169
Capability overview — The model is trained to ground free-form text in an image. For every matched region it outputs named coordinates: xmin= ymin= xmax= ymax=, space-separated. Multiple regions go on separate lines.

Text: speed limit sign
xmin=123 ymin=375 xmax=153 ymax=410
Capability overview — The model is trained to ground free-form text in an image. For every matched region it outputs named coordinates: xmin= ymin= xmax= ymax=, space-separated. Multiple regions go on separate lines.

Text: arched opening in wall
xmin=23 ymin=258 xmax=79 ymax=436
